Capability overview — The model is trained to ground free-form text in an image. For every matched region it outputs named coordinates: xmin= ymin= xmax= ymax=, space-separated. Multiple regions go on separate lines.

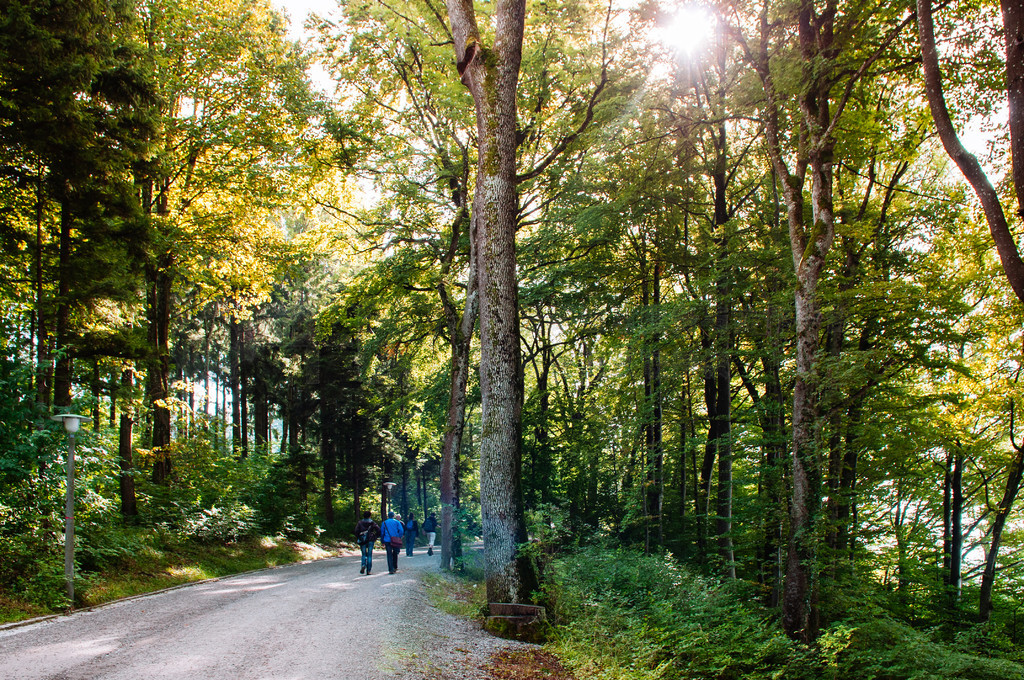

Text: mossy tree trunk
xmin=444 ymin=0 xmax=537 ymax=604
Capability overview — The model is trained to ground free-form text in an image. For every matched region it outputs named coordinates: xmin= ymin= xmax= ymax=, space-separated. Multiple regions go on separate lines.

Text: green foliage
xmin=547 ymin=547 xmax=793 ymax=679
xmin=134 ymin=437 xmax=298 ymax=541
xmin=544 ymin=547 xmax=1024 ymax=680
xmin=834 ymin=619 xmax=1024 ymax=680
xmin=0 ymin=345 xmax=69 ymax=610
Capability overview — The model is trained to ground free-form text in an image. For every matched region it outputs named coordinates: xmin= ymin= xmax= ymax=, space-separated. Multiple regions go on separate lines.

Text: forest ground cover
xmin=542 ymin=548 xmax=1024 ymax=680
xmin=430 ymin=546 xmax=1024 ymax=680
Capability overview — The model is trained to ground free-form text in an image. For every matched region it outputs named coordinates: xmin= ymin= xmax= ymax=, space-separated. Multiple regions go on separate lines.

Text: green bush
xmin=835 ymin=619 xmax=1024 ymax=680
xmin=544 ymin=548 xmax=1024 ymax=680
xmin=546 ymin=548 xmax=792 ymax=679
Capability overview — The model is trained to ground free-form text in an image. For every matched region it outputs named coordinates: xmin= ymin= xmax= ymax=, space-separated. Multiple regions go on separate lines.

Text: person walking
xmin=404 ymin=514 xmax=419 ymax=556
xmin=422 ymin=512 xmax=437 ymax=556
xmin=354 ymin=511 xmax=379 ymax=575
xmin=380 ymin=511 xmax=405 ymax=574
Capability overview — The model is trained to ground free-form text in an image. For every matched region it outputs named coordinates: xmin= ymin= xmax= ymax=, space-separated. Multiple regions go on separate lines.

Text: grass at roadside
xmin=420 ymin=562 xmax=577 ymax=680
xmin=0 ymin=536 xmax=347 ymax=625
xmin=421 ymin=565 xmax=488 ymax=619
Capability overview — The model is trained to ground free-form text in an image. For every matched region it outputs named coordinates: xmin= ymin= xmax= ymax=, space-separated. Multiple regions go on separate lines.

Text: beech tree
xmin=441 ymin=0 xmax=537 ymax=602
xmin=916 ymin=0 xmax=1024 ymax=624
xmin=735 ymin=0 xmax=918 ymax=640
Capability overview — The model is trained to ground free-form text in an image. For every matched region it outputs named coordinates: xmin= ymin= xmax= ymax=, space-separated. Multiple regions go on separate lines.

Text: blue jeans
xmin=361 ymin=542 xmax=373 ymax=572
xmin=405 ymin=532 xmax=417 ymax=556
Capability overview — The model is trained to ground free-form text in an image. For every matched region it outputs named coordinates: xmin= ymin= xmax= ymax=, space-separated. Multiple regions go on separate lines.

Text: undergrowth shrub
xmin=543 ymin=547 xmax=1024 ymax=680
xmin=545 ymin=548 xmax=792 ymax=679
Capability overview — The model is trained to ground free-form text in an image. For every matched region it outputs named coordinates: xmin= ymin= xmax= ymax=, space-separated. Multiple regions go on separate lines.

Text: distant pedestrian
xmin=354 ymin=511 xmax=379 ymax=575
xmin=422 ymin=513 xmax=437 ymax=556
xmin=380 ymin=511 xmax=405 ymax=574
xmin=404 ymin=514 xmax=419 ymax=556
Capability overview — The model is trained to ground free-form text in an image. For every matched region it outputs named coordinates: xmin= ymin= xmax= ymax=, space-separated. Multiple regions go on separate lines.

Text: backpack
xmin=407 ymin=519 xmax=417 ymax=531
xmin=357 ymin=521 xmax=375 ymax=545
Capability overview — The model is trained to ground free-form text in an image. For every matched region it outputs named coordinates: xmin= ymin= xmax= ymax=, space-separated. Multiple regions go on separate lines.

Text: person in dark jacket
xmin=354 ymin=511 xmax=379 ymax=575
xmin=404 ymin=514 xmax=419 ymax=556
xmin=380 ymin=511 xmax=405 ymax=574
xmin=422 ymin=513 xmax=437 ymax=556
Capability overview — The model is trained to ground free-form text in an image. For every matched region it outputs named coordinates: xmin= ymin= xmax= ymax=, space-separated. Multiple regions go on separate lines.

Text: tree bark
xmin=229 ymin=315 xmax=242 ymax=456
xmin=53 ymin=197 xmax=73 ymax=409
xmin=34 ymin=172 xmax=51 ymax=408
xmin=980 ymin=445 xmax=1024 ymax=622
xmin=439 ymin=249 xmax=477 ymax=572
xmin=942 ymin=448 xmax=964 ymax=610
xmin=239 ymin=321 xmax=250 ymax=458
xmin=147 ymin=252 xmax=173 ymax=482
xmin=1002 ymin=0 xmax=1024 ymax=221
xmin=754 ymin=0 xmax=840 ymax=641
xmin=118 ymin=368 xmax=138 ymax=518
xmin=444 ymin=0 xmax=536 ymax=603
xmin=919 ymin=0 xmax=1024 ymax=622
xmin=917 ymin=0 xmax=1024 ymax=304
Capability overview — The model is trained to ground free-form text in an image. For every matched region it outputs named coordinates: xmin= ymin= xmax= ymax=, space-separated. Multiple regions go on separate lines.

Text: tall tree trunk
xmin=203 ymin=311 xmax=212 ymax=419
xmin=53 ymin=197 xmax=73 ymax=409
xmin=918 ymin=0 xmax=1024 ymax=622
xmin=980 ymin=444 xmax=1024 ymax=622
xmin=439 ymin=204 xmax=477 ymax=572
xmin=254 ymin=349 xmax=269 ymax=447
xmin=239 ymin=321 xmax=250 ymax=458
xmin=698 ymin=316 xmax=718 ymax=564
xmin=147 ymin=252 xmax=173 ymax=482
xmin=34 ymin=171 xmax=51 ymax=408
xmin=320 ymin=354 xmax=335 ymax=528
xmin=753 ymin=0 xmax=875 ymax=637
xmin=679 ymin=375 xmax=692 ymax=554
xmin=642 ymin=260 xmax=664 ymax=554
xmin=91 ymin=362 xmax=101 ymax=431
xmin=761 ymin=326 xmax=787 ymax=607
xmin=709 ymin=97 xmax=735 ymax=579
xmin=942 ymin=448 xmax=964 ymax=610
xmin=229 ymin=316 xmax=241 ymax=456
xmin=652 ymin=263 xmax=664 ymax=551
xmin=118 ymin=368 xmax=138 ymax=518
xmin=917 ymin=0 xmax=1024 ymax=303
xmin=444 ymin=0 xmax=536 ymax=603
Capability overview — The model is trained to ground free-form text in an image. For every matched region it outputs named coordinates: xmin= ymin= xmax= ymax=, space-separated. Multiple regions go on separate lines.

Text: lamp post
xmin=383 ymin=481 xmax=397 ymax=517
xmin=51 ymin=413 xmax=91 ymax=604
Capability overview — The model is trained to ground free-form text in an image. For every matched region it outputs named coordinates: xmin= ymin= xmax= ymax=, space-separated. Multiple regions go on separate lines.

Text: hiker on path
xmin=422 ymin=513 xmax=437 ymax=556
xmin=354 ymin=511 xmax=379 ymax=575
xmin=380 ymin=511 xmax=405 ymax=574
xmin=404 ymin=514 xmax=419 ymax=556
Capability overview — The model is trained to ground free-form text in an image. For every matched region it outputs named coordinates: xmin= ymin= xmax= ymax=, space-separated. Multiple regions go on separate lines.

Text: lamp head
xmin=383 ymin=481 xmax=397 ymax=490
xmin=50 ymin=413 xmax=91 ymax=434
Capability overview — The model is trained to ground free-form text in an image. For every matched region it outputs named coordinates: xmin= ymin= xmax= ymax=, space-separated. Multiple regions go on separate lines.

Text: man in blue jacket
xmin=380 ymin=511 xmax=405 ymax=574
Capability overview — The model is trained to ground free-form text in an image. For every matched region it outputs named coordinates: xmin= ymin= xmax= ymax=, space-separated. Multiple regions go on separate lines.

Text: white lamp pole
xmin=51 ymin=413 xmax=91 ymax=605
xmin=383 ymin=481 xmax=397 ymax=517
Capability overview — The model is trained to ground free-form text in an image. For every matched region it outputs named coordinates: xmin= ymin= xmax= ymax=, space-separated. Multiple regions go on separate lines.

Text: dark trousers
xmin=385 ymin=542 xmax=400 ymax=573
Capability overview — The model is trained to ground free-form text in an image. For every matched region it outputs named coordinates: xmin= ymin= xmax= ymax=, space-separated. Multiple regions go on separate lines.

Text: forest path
xmin=0 ymin=546 xmax=522 ymax=679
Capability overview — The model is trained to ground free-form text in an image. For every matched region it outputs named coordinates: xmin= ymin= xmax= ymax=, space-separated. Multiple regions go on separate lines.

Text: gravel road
xmin=0 ymin=547 xmax=533 ymax=680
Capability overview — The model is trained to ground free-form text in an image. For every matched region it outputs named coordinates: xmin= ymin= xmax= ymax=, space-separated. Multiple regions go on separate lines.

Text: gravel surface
xmin=0 ymin=546 xmax=536 ymax=679
xmin=386 ymin=562 xmax=536 ymax=680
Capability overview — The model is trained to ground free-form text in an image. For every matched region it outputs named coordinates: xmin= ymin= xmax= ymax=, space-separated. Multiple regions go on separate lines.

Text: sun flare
xmin=654 ymin=5 xmax=716 ymax=56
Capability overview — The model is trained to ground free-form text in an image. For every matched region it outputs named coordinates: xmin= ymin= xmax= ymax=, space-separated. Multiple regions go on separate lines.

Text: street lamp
xmin=383 ymin=481 xmax=397 ymax=517
xmin=51 ymin=413 xmax=91 ymax=605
